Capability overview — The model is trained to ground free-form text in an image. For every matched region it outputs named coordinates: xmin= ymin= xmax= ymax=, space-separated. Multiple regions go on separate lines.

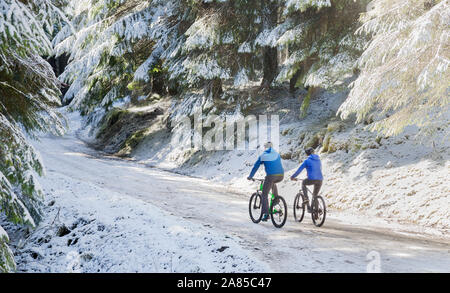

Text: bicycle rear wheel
xmin=270 ymin=196 xmax=287 ymax=228
xmin=311 ymin=196 xmax=326 ymax=227
xmin=293 ymin=193 xmax=306 ymax=223
xmin=249 ymin=192 xmax=263 ymax=223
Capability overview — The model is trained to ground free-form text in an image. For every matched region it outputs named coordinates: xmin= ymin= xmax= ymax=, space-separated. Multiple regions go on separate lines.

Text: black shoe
xmin=261 ymin=214 xmax=269 ymax=221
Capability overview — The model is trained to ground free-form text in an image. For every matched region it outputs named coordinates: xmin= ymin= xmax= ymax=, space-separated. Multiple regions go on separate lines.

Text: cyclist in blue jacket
xmin=290 ymin=147 xmax=323 ymax=209
xmin=247 ymin=142 xmax=284 ymax=221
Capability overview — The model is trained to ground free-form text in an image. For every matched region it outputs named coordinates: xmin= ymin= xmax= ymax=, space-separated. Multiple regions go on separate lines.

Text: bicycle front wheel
xmin=249 ymin=192 xmax=263 ymax=223
xmin=311 ymin=196 xmax=326 ymax=227
xmin=293 ymin=193 xmax=306 ymax=223
xmin=270 ymin=196 xmax=287 ymax=228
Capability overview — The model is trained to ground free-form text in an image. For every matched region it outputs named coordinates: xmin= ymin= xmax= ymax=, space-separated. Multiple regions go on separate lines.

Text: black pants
xmin=302 ymin=179 xmax=322 ymax=199
xmin=262 ymin=175 xmax=284 ymax=215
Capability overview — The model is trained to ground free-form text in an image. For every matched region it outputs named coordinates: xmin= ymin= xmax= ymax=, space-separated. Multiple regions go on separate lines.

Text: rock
xmin=81 ymin=253 xmax=93 ymax=262
xmin=56 ymin=225 xmax=71 ymax=237
xmin=37 ymin=235 xmax=52 ymax=244
xmin=67 ymin=237 xmax=79 ymax=246
xmin=30 ymin=251 xmax=42 ymax=260
xmin=216 ymin=246 xmax=229 ymax=252
xmin=281 ymin=152 xmax=292 ymax=160
xmin=71 ymin=217 xmax=92 ymax=230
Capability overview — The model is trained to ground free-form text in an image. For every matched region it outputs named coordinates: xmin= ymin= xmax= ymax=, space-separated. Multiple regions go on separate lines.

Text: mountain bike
xmin=292 ymin=179 xmax=326 ymax=227
xmin=248 ymin=178 xmax=287 ymax=228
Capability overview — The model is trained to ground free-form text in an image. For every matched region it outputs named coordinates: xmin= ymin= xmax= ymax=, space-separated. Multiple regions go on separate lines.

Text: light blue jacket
xmin=249 ymin=148 xmax=284 ymax=178
xmin=291 ymin=154 xmax=323 ymax=180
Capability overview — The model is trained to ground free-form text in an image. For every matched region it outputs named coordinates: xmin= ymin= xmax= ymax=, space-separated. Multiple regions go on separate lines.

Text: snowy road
xmin=27 ymin=130 xmax=450 ymax=273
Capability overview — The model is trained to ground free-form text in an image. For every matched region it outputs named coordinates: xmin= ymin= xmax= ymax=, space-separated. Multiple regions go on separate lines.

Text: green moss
xmin=149 ymin=93 xmax=161 ymax=102
xmin=121 ymin=129 xmax=147 ymax=150
xmin=281 ymin=128 xmax=290 ymax=136
xmin=96 ymin=108 xmax=128 ymax=139
xmin=327 ymin=121 xmax=344 ymax=133
xmin=300 ymin=87 xmax=317 ymax=118
xmin=281 ymin=152 xmax=292 ymax=160
xmin=127 ymin=81 xmax=142 ymax=91
xmin=321 ymin=134 xmax=332 ymax=153
xmin=327 ymin=142 xmax=337 ymax=153
xmin=352 ymin=143 xmax=362 ymax=151
xmin=299 ymin=92 xmax=310 ymax=118
xmin=305 ymin=134 xmax=320 ymax=149
xmin=375 ymin=136 xmax=382 ymax=145
xmin=298 ymin=132 xmax=306 ymax=144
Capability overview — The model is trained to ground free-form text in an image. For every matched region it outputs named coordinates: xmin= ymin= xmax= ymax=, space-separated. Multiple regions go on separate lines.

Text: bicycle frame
xmin=256 ymin=180 xmax=278 ymax=214
xmin=298 ymin=180 xmax=319 ymax=209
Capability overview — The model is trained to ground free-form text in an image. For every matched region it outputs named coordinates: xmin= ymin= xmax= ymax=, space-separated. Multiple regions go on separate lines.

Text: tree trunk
xmin=260 ymin=0 xmax=278 ymax=89
xmin=289 ymin=69 xmax=302 ymax=94
xmin=261 ymin=47 xmax=278 ymax=89
xmin=152 ymin=72 xmax=166 ymax=96
xmin=204 ymin=78 xmax=223 ymax=100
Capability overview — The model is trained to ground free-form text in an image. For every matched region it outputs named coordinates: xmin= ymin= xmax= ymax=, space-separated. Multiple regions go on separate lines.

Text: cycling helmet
xmin=305 ymin=147 xmax=314 ymax=156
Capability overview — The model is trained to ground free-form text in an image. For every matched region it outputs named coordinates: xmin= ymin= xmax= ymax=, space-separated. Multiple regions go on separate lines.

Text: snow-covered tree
xmin=56 ymin=0 xmax=448 ymax=138
xmin=0 ymin=0 xmax=66 ymax=272
xmin=339 ymin=0 xmax=450 ymax=136
xmin=164 ymin=0 xmax=230 ymax=100
xmin=54 ymin=0 xmax=183 ymax=114
xmin=57 ymin=0 xmax=293 ymax=112
xmin=268 ymin=0 xmax=368 ymax=116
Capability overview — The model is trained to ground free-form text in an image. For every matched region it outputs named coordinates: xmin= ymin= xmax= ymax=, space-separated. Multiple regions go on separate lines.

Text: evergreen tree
xmin=339 ymin=0 xmax=449 ymax=136
xmin=55 ymin=0 xmax=183 ymax=115
xmin=269 ymin=0 xmax=368 ymax=116
xmin=56 ymin=0 xmax=449 ymax=137
xmin=0 ymin=0 xmax=66 ymax=272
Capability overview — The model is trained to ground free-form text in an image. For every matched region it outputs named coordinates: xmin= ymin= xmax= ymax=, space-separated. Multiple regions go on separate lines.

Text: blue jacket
xmin=291 ymin=154 xmax=323 ymax=180
xmin=249 ymin=148 xmax=284 ymax=178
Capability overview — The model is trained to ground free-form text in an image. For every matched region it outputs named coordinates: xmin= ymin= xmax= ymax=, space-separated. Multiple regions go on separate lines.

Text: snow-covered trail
xmin=29 ymin=131 xmax=450 ymax=273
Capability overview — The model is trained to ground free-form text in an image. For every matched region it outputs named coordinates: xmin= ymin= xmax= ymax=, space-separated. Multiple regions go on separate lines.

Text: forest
xmin=0 ymin=0 xmax=449 ymax=273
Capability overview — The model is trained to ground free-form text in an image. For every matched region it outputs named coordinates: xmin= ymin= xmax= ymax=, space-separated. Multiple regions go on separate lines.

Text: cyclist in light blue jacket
xmin=247 ymin=142 xmax=284 ymax=221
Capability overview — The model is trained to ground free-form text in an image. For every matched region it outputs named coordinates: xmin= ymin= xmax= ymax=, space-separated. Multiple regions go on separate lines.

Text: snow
xmin=238 ymin=42 xmax=252 ymax=53
xmin=16 ymin=171 xmax=267 ymax=272
xmin=184 ymin=15 xmax=220 ymax=50
xmin=12 ymin=110 xmax=269 ymax=273
xmin=255 ymin=20 xmax=292 ymax=48
xmin=132 ymin=90 xmax=450 ymax=236
xmin=284 ymin=0 xmax=331 ymax=13
xmin=0 ymin=226 xmax=8 ymax=241
xmin=233 ymin=68 xmax=249 ymax=87
xmin=5 ymin=106 xmax=448 ymax=273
